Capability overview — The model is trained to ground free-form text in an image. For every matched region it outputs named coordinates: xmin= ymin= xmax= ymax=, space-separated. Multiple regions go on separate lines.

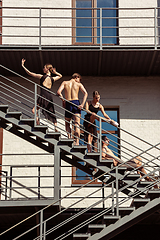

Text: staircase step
xmin=73 ymin=233 xmax=91 ymax=240
xmin=88 ymin=224 xmax=106 ymax=234
xmin=100 ymin=159 xmax=114 ymax=167
xmin=85 ymin=152 xmax=100 ymax=161
xmin=124 ymin=174 xmax=140 ymax=180
xmin=71 ymin=145 xmax=87 ymax=154
xmin=103 ymin=215 xmax=120 ymax=224
xmin=59 ymin=138 xmax=74 ymax=147
xmin=45 ymin=131 xmax=61 ymax=141
xmin=146 ymin=189 xmax=160 ymax=200
xmin=6 ymin=112 xmax=22 ymax=120
xmin=112 ymin=207 xmax=135 ymax=216
xmin=19 ymin=118 xmax=35 ymax=127
xmin=111 ymin=167 xmax=127 ymax=175
xmin=32 ymin=125 xmax=48 ymax=134
xmin=131 ymin=198 xmax=150 ymax=208
xmin=137 ymin=181 xmax=153 ymax=189
xmin=0 ymin=105 xmax=9 ymax=113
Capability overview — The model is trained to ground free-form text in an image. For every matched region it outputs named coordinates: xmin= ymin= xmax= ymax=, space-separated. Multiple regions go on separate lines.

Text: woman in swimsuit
xmin=84 ymin=91 xmax=116 ymax=152
xmin=21 ymin=58 xmax=62 ymax=128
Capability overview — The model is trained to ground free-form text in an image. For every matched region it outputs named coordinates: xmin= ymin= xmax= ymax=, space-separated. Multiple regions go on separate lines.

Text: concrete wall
xmin=1 ymin=74 xmax=160 ymax=207
xmin=1 ymin=0 xmax=159 ymax=46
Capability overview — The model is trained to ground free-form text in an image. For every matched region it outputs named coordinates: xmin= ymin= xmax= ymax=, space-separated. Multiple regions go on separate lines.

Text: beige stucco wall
xmin=1 ymin=75 xmax=160 ymax=208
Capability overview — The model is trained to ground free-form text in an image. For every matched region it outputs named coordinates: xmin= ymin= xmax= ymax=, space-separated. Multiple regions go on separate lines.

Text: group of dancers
xmin=21 ymin=59 xmax=158 ymax=187
xmin=21 ymin=59 xmax=116 ymax=149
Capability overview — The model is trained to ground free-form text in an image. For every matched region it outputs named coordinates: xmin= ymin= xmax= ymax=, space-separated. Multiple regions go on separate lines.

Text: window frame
xmin=72 ymin=0 xmax=119 ymax=45
xmin=72 ymin=107 xmax=120 ymax=185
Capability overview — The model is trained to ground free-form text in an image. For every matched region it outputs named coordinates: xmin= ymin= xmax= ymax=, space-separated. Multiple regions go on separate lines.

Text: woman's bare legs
xmin=32 ymin=106 xmax=40 ymax=125
xmin=134 ymin=157 xmax=159 ymax=188
xmin=87 ymin=133 xmax=93 ymax=152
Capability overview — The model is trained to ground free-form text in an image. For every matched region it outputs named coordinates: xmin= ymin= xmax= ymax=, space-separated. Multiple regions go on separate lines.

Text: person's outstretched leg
xmin=65 ymin=117 xmax=71 ymax=138
xmin=32 ymin=106 xmax=40 ymax=125
xmin=134 ymin=157 xmax=159 ymax=188
xmin=87 ymin=133 xmax=93 ymax=152
xmin=74 ymin=114 xmax=81 ymax=145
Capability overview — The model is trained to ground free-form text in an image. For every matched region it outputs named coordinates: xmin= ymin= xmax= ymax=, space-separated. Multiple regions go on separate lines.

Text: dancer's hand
xmin=78 ymin=104 xmax=83 ymax=110
xmin=21 ymin=58 xmax=26 ymax=66
xmin=52 ymin=68 xmax=56 ymax=74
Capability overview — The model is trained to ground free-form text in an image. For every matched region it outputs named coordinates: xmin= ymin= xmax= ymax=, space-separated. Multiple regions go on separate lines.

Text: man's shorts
xmin=65 ymin=100 xmax=81 ymax=118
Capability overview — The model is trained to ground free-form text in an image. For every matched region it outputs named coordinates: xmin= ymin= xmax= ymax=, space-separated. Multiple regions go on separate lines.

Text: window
xmin=72 ymin=0 xmax=118 ymax=45
xmin=72 ymin=108 xmax=119 ymax=185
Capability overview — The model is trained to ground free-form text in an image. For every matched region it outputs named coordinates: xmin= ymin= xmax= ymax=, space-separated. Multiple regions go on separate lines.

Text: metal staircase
xmin=0 ymin=65 xmax=160 ymax=240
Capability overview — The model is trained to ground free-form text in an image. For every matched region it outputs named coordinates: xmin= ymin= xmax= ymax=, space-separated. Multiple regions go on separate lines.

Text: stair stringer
xmin=0 ymin=107 xmax=136 ymax=197
xmin=87 ymin=197 xmax=160 ymax=240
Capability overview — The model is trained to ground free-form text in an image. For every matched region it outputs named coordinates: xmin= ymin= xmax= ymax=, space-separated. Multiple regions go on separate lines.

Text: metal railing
xmin=0 ymin=65 xmax=160 ymax=239
xmin=0 ymin=7 xmax=160 ymax=49
xmin=1 ymin=148 xmax=159 ymax=240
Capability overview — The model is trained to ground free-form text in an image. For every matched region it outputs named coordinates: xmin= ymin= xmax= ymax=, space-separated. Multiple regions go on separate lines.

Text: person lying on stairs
xmin=102 ymin=135 xmax=159 ymax=188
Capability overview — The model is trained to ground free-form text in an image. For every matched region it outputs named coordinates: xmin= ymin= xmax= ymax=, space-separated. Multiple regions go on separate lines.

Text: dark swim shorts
xmin=65 ymin=100 xmax=81 ymax=118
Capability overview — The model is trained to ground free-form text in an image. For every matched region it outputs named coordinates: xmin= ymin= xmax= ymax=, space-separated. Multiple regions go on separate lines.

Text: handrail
xmin=0 ymin=7 xmax=160 ymax=50
xmin=14 ymin=162 xmax=160 ymax=240
xmin=1 ymin=144 xmax=160 ymax=238
xmin=0 ymin=63 xmax=159 ymax=166
xmin=0 ymin=65 xmax=160 ymax=239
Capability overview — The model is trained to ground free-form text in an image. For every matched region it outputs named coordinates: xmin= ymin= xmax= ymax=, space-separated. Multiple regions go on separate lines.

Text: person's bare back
xmin=63 ymin=79 xmax=81 ymax=101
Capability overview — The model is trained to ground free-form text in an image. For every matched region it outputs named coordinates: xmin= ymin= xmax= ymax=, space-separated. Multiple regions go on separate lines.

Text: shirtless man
xmin=57 ymin=73 xmax=88 ymax=145
xmin=102 ymin=135 xmax=158 ymax=186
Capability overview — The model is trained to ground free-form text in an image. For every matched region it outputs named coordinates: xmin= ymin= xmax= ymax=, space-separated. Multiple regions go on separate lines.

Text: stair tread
xmin=88 ymin=224 xmax=106 ymax=228
xmin=60 ymin=138 xmax=74 ymax=142
xmin=103 ymin=215 xmax=120 ymax=219
xmin=7 ymin=112 xmax=22 ymax=114
xmin=86 ymin=152 xmax=100 ymax=156
xmin=133 ymin=198 xmax=150 ymax=202
xmin=20 ymin=118 xmax=34 ymax=121
xmin=73 ymin=233 xmax=91 ymax=237
xmin=73 ymin=145 xmax=87 ymax=149
xmin=34 ymin=125 xmax=48 ymax=128
xmin=46 ymin=132 xmax=61 ymax=135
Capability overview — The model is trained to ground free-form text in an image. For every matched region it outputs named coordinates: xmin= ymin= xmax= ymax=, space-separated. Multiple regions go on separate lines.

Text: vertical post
xmin=39 ymin=8 xmax=42 ymax=50
xmin=102 ymin=182 xmax=105 ymax=208
xmin=99 ymin=118 xmax=102 ymax=162
xmin=54 ymin=146 xmax=61 ymax=205
xmin=38 ymin=166 xmax=40 ymax=199
xmin=9 ymin=166 xmax=12 ymax=199
xmin=100 ymin=8 xmax=102 ymax=50
xmin=111 ymin=164 xmax=114 ymax=215
xmin=40 ymin=210 xmax=43 ymax=240
xmin=34 ymin=84 xmax=37 ymax=126
xmin=154 ymin=8 xmax=157 ymax=50
xmin=5 ymin=171 xmax=8 ymax=200
xmin=116 ymin=166 xmax=119 ymax=217
xmin=43 ymin=221 xmax=46 ymax=240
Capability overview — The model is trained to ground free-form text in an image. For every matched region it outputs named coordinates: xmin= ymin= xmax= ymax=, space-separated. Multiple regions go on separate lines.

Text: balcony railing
xmin=0 ymin=7 xmax=160 ymax=49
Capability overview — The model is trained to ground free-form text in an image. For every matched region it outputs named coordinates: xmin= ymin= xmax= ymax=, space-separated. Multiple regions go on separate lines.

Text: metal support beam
xmin=54 ymin=145 xmax=61 ymax=206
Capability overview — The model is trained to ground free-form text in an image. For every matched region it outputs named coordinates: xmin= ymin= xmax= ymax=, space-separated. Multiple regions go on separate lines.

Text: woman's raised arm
xmin=21 ymin=58 xmax=42 ymax=79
